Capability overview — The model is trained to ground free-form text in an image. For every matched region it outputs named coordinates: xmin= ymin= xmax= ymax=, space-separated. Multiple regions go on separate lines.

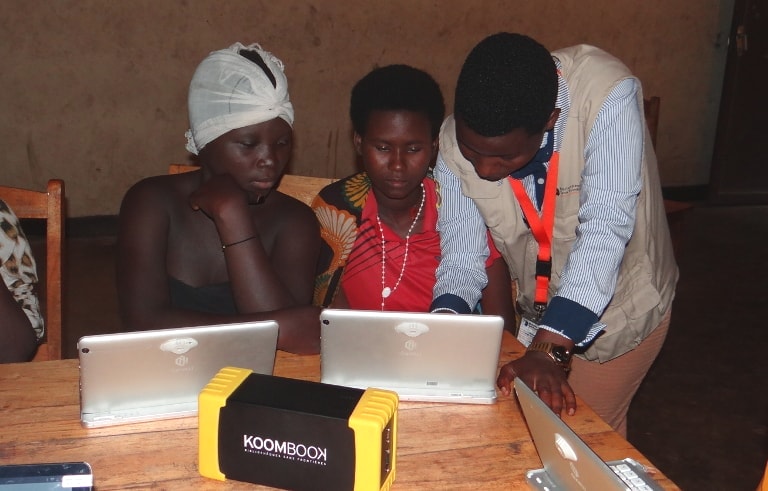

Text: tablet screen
xmin=0 ymin=463 xmax=92 ymax=491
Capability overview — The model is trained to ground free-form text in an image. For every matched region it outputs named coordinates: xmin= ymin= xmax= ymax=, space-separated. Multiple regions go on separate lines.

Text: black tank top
xmin=168 ymin=276 xmax=237 ymax=315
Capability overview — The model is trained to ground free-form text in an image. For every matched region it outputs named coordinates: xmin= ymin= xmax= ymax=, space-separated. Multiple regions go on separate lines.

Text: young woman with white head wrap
xmin=116 ymin=43 xmax=321 ymax=354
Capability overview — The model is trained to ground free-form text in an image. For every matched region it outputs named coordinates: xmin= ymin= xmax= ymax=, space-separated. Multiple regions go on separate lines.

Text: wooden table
xmin=0 ymin=332 xmax=679 ymax=490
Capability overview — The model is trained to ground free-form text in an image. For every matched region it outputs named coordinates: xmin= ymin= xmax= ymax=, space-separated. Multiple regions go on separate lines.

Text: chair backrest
xmin=643 ymin=96 xmax=660 ymax=149
xmin=167 ymin=164 xmax=336 ymax=206
xmin=168 ymin=163 xmax=195 ymax=175
xmin=277 ymin=174 xmax=337 ymax=206
xmin=0 ymin=179 xmax=64 ymax=361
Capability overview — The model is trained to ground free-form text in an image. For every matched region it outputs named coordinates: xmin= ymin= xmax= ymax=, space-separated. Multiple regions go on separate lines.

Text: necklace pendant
xmin=382 ymin=286 xmax=392 ymax=298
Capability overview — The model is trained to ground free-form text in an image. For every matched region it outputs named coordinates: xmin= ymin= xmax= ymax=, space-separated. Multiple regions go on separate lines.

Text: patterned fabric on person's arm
xmin=0 ymin=199 xmax=44 ymax=339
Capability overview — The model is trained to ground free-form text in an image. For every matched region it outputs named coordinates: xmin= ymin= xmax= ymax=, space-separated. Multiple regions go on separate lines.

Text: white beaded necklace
xmin=377 ymin=182 xmax=426 ymax=310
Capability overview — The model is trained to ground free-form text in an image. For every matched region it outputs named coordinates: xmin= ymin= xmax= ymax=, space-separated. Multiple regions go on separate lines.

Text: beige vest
xmin=440 ymin=45 xmax=678 ymax=362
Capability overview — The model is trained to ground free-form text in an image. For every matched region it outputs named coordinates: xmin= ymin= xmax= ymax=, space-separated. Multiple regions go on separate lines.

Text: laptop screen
xmin=514 ymin=378 xmax=663 ymax=490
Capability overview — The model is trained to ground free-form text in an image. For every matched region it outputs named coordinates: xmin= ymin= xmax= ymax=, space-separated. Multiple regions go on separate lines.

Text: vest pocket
xmin=583 ymin=256 xmax=662 ymax=362
xmin=611 ymin=254 xmax=661 ymax=317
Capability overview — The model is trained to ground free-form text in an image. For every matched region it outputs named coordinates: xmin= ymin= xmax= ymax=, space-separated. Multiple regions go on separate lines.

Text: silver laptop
xmin=320 ymin=309 xmax=504 ymax=404
xmin=514 ymin=378 xmax=663 ymax=490
xmin=78 ymin=321 xmax=279 ymax=428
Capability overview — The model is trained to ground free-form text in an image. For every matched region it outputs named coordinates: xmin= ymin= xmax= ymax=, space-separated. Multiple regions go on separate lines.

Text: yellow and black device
xmin=199 ymin=367 xmax=398 ymax=491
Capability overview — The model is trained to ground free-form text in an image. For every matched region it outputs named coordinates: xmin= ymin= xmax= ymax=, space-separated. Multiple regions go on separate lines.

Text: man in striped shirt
xmin=431 ymin=33 xmax=678 ymax=436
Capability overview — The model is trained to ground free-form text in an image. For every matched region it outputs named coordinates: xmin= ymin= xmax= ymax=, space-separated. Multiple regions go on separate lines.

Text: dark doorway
xmin=709 ymin=0 xmax=768 ymax=204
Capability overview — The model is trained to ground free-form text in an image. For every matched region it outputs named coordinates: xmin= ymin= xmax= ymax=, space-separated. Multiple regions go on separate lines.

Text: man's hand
xmin=497 ymin=351 xmax=577 ymax=417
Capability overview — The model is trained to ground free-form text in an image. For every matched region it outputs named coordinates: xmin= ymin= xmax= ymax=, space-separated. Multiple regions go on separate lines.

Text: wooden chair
xmin=167 ymin=164 xmax=336 ymax=206
xmin=0 ymin=179 xmax=64 ymax=361
xmin=644 ymin=96 xmax=692 ymax=260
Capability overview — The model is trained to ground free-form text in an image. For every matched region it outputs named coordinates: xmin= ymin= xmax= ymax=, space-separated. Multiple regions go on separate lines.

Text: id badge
xmin=517 ymin=317 xmax=539 ymax=348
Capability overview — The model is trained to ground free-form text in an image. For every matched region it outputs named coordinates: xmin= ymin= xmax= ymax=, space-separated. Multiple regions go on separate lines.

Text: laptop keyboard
xmin=608 ymin=458 xmax=663 ymax=491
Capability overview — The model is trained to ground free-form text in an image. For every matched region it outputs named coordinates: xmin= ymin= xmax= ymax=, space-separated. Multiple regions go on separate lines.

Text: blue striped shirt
xmin=432 ymin=64 xmax=643 ymax=345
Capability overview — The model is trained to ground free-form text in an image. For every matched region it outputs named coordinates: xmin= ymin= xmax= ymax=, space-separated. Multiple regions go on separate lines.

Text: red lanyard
xmin=508 ymin=151 xmax=559 ymax=318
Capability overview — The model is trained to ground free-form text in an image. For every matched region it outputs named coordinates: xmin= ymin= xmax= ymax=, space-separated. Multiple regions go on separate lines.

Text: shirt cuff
xmin=430 ymin=293 xmax=472 ymax=314
xmin=539 ymin=296 xmax=599 ymax=344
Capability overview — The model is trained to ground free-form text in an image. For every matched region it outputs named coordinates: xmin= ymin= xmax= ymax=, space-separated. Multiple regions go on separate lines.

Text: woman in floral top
xmin=312 ymin=65 xmax=514 ymax=326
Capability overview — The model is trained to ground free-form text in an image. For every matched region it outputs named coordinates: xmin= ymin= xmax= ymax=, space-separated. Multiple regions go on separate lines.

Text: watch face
xmin=551 ymin=346 xmax=571 ymax=364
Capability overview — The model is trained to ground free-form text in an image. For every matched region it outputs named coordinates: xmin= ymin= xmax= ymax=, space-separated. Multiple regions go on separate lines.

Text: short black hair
xmin=455 ymin=33 xmax=557 ymax=136
xmin=350 ymin=64 xmax=445 ymax=139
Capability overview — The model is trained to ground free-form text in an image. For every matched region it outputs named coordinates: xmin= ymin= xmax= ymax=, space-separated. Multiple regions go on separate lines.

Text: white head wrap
xmin=185 ymin=42 xmax=294 ymax=155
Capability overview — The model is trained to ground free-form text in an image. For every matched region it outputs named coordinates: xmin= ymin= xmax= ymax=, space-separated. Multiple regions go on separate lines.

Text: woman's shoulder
xmin=264 ymin=193 xmax=320 ymax=244
xmin=120 ymin=173 xmax=196 ymax=216
xmin=0 ymin=199 xmax=19 ymax=224
xmin=126 ymin=172 xmax=196 ymax=199
xmin=316 ymin=172 xmax=368 ymax=194
xmin=269 ymin=191 xmax=317 ymax=221
xmin=315 ymin=172 xmax=370 ymax=212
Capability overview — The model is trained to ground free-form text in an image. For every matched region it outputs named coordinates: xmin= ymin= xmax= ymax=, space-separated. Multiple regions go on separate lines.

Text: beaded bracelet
xmin=221 ymin=235 xmax=257 ymax=251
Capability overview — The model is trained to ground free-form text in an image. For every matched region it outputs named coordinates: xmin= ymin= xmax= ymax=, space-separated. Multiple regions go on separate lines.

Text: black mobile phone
xmin=0 ymin=462 xmax=93 ymax=490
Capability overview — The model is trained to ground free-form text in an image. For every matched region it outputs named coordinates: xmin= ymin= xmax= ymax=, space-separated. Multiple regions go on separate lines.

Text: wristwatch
xmin=526 ymin=342 xmax=573 ymax=373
